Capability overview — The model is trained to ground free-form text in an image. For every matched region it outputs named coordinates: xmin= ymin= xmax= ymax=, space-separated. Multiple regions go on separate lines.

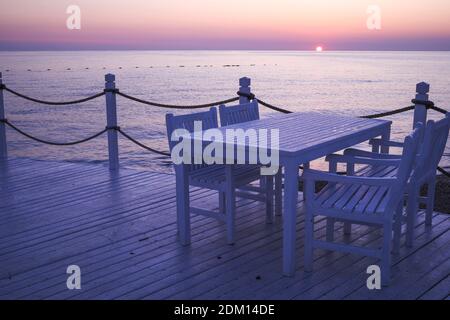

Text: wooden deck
xmin=0 ymin=157 xmax=449 ymax=300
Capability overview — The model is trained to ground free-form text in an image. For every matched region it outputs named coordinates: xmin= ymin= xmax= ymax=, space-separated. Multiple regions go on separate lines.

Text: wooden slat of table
xmin=200 ymin=112 xmax=391 ymax=157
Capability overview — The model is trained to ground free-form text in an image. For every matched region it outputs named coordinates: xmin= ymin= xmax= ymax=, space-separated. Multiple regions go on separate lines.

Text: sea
xmin=1 ymin=50 xmax=449 ymax=173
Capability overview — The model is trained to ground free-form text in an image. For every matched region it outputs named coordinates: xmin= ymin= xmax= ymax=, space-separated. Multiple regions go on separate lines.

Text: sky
xmin=0 ymin=0 xmax=450 ymax=50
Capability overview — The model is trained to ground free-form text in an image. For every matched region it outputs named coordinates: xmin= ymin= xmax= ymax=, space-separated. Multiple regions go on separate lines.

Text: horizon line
xmin=1 ymin=49 xmax=450 ymax=52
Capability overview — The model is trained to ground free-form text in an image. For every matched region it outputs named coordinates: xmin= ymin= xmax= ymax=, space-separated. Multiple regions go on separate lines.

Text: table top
xmin=187 ymin=112 xmax=392 ymax=162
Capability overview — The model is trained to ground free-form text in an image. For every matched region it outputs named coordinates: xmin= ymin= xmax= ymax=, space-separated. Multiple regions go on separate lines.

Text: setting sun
xmin=316 ymin=46 xmax=323 ymax=52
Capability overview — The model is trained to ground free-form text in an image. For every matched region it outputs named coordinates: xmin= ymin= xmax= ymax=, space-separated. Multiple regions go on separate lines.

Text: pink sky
xmin=1 ymin=0 xmax=450 ymax=50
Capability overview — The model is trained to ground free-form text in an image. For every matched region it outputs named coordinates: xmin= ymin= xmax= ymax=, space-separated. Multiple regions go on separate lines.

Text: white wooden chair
xmin=166 ymin=107 xmax=271 ymax=245
xmin=219 ymin=100 xmax=274 ymax=221
xmin=303 ymin=127 xmax=422 ymax=286
xmin=332 ymin=113 xmax=450 ymax=247
xmin=219 ymin=100 xmax=260 ymax=126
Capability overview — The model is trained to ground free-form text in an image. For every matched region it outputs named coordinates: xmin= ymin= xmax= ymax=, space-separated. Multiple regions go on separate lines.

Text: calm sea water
xmin=1 ymin=51 xmax=449 ymax=173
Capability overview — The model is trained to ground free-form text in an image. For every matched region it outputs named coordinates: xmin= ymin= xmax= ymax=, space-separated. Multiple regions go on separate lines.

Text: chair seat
xmin=313 ymin=164 xmax=398 ymax=222
xmin=189 ymin=165 xmax=261 ymax=190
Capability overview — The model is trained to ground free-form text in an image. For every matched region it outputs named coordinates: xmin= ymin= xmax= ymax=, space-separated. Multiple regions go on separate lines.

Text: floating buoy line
xmin=2 ymin=63 xmax=278 ymax=73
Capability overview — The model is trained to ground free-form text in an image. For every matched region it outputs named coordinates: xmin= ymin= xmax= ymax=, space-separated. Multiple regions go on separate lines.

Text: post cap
xmin=416 ymin=82 xmax=430 ymax=94
xmin=105 ymin=74 xmax=115 ymax=82
xmin=239 ymin=77 xmax=251 ymax=87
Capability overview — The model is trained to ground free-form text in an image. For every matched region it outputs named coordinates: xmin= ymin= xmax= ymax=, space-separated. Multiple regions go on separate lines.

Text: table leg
xmin=275 ymin=168 xmax=282 ymax=216
xmin=265 ymin=175 xmax=274 ymax=224
xmin=283 ymin=161 xmax=298 ymax=276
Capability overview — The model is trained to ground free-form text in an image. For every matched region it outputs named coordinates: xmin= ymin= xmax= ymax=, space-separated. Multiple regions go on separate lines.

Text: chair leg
xmin=393 ymin=203 xmax=403 ymax=254
xmin=343 ymin=222 xmax=352 ymax=235
xmin=303 ymin=162 xmax=310 ymax=170
xmin=176 ymin=165 xmax=191 ymax=246
xmin=304 ymin=214 xmax=314 ymax=272
xmin=406 ymin=185 xmax=419 ymax=247
xmin=260 ymin=176 xmax=266 ymax=191
xmin=381 ymin=222 xmax=393 ymax=286
xmin=275 ymin=169 xmax=282 ymax=216
xmin=326 ymin=218 xmax=335 ymax=242
xmin=425 ymin=178 xmax=436 ymax=226
xmin=225 ymin=166 xmax=236 ymax=245
xmin=265 ymin=176 xmax=274 ymax=224
xmin=301 ymin=163 xmax=310 ymax=202
xmin=304 ymin=179 xmax=315 ymax=273
xmin=219 ymin=192 xmax=225 ymax=214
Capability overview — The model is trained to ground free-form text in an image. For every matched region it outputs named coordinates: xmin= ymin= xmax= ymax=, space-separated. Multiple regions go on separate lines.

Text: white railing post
xmin=105 ymin=73 xmax=119 ymax=170
xmin=239 ymin=77 xmax=251 ymax=104
xmin=413 ymin=82 xmax=430 ymax=135
xmin=0 ymin=72 xmax=7 ymax=159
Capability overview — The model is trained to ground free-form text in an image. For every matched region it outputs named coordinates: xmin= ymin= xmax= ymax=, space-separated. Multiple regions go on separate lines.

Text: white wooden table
xmin=185 ymin=112 xmax=392 ymax=276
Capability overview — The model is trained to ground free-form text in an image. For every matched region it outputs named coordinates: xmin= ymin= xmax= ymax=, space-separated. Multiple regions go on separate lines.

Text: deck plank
xmin=0 ymin=157 xmax=448 ymax=300
xmin=418 ymin=274 xmax=450 ymax=300
xmin=318 ymin=215 xmax=449 ymax=299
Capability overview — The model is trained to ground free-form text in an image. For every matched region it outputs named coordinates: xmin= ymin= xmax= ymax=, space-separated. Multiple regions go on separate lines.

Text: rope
xmin=253 ymin=100 xmax=420 ymax=119
xmin=3 ymin=83 xmax=446 ymax=117
xmin=117 ymin=91 xmax=239 ymax=109
xmin=235 ymin=92 xmax=294 ymax=114
xmin=242 ymin=93 xmax=443 ymax=119
xmin=115 ymin=128 xmax=170 ymax=157
xmin=411 ymin=99 xmax=434 ymax=108
xmin=429 ymin=105 xmax=448 ymax=115
xmin=360 ymin=106 xmax=416 ymax=119
xmin=256 ymin=99 xmax=293 ymax=114
xmin=437 ymin=167 xmax=450 ymax=178
xmin=0 ymin=118 xmax=170 ymax=156
xmin=236 ymin=91 xmax=256 ymax=100
xmin=248 ymin=94 xmax=448 ymax=119
xmin=2 ymin=85 xmax=105 ymax=105
xmin=1 ymin=119 xmax=107 ymax=146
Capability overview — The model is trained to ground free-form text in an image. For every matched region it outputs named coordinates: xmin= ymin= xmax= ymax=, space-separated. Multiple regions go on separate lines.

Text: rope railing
xmin=360 ymin=106 xmax=416 ymax=119
xmin=256 ymin=98 xmax=293 ymax=114
xmin=0 ymin=81 xmax=448 ymax=176
xmin=438 ymin=167 xmax=450 ymax=178
xmin=0 ymin=117 xmax=170 ymax=155
xmin=1 ymin=84 xmax=241 ymax=109
xmin=0 ymin=118 xmax=107 ymax=146
xmin=2 ymin=85 xmax=106 ymax=106
xmin=2 ymin=84 xmax=448 ymax=116
xmin=116 ymin=91 xmax=240 ymax=109
xmin=251 ymin=99 xmax=448 ymax=119
xmin=115 ymin=128 xmax=170 ymax=157
xmin=429 ymin=105 xmax=449 ymax=115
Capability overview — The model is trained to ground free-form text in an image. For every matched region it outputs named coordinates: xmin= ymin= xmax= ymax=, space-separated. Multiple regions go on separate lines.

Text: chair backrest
xmin=413 ymin=113 xmax=450 ymax=179
xmin=165 ymin=108 xmax=218 ymax=170
xmin=386 ymin=126 xmax=423 ymax=211
xmin=219 ymin=100 xmax=259 ymax=126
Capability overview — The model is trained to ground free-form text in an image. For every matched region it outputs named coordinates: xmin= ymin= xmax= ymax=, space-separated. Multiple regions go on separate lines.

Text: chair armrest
xmin=325 ymin=154 xmax=401 ymax=166
xmin=303 ymin=169 xmax=397 ymax=187
xmin=369 ymin=138 xmax=404 ymax=148
xmin=343 ymin=148 xmax=402 ymax=159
